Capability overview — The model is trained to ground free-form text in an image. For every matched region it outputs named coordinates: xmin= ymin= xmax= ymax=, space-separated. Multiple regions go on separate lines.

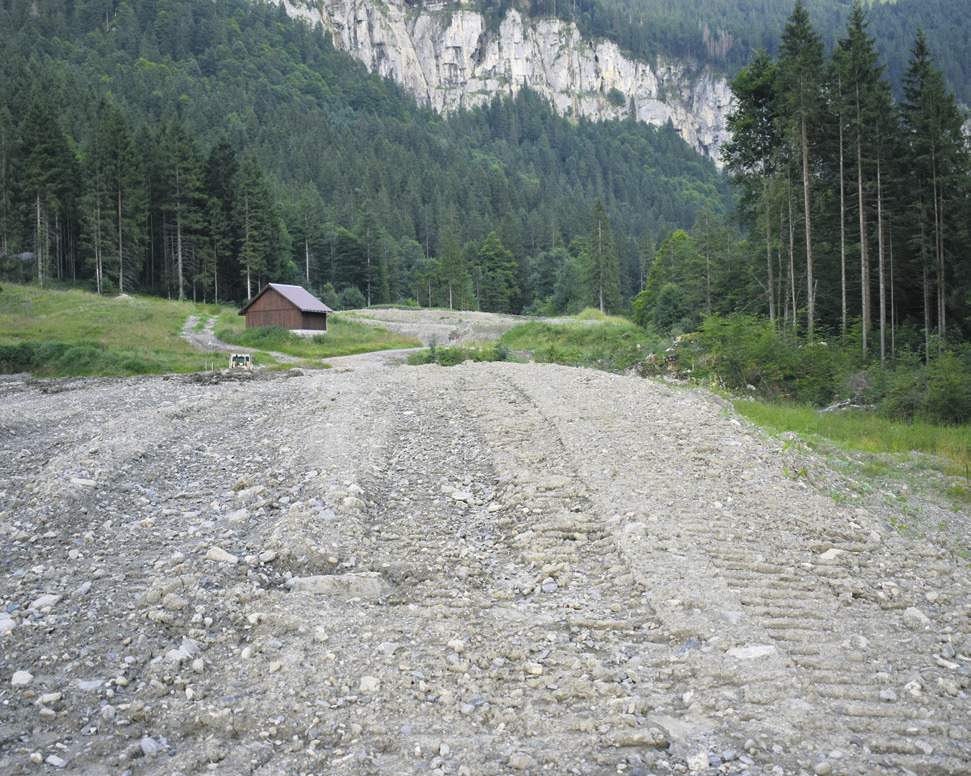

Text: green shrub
xmin=0 ymin=342 xmax=34 ymax=371
xmin=492 ymin=341 xmax=511 ymax=361
xmin=924 ymin=349 xmax=971 ymax=424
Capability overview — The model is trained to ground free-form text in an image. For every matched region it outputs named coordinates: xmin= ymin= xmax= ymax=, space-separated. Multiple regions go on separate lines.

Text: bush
xmin=337 ymin=286 xmax=366 ymax=310
xmin=924 ymin=349 xmax=971 ymax=424
xmin=0 ymin=342 xmax=34 ymax=372
xmin=492 ymin=341 xmax=511 ymax=361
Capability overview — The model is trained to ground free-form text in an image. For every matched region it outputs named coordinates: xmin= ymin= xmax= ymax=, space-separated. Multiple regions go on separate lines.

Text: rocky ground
xmin=0 ymin=326 xmax=969 ymax=776
xmin=339 ymin=307 xmax=573 ymax=346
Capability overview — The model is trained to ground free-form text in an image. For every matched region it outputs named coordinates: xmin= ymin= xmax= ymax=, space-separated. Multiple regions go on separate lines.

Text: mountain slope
xmin=280 ymin=0 xmax=732 ymax=160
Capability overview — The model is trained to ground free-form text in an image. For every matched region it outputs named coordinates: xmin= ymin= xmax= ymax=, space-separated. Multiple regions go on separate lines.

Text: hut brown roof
xmin=238 ymin=283 xmax=333 ymax=331
xmin=240 ymin=283 xmax=333 ymax=315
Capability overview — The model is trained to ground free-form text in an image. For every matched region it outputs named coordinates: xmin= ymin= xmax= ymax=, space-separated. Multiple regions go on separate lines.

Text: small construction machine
xmin=229 ymin=353 xmax=252 ymax=369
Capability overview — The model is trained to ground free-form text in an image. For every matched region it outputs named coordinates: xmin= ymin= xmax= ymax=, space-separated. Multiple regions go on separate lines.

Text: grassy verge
xmin=733 ymin=399 xmax=970 ymax=476
xmin=213 ymin=312 xmax=420 ymax=359
xmin=733 ymin=398 xmax=971 ymax=539
xmin=496 ymin=310 xmax=659 ymax=372
xmin=0 ymin=283 xmax=421 ymax=376
xmin=0 ymin=282 xmax=228 ymax=376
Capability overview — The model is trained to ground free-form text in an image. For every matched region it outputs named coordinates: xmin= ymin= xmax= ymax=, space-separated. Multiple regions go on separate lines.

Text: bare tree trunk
xmin=838 ymin=118 xmax=847 ymax=342
xmin=856 ymin=112 xmax=869 ymax=360
xmin=176 ymin=210 xmax=185 ymax=301
xmin=117 ymin=183 xmax=124 ymax=292
xmin=764 ymin=178 xmax=775 ymax=322
xmin=801 ymin=119 xmax=814 ymax=340
xmin=788 ymin=188 xmax=797 ymax=330
xmin=876 ymin=157 xmax=887 ymax=366
xmin=35 ymin=193 xmax=44 ymax=287
xmin=932 ymin=166 xmax=945 ymax=345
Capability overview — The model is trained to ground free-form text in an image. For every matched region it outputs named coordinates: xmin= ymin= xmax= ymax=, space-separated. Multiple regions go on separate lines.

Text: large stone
xmin=286 ymin=572 xmax=391 ymax=599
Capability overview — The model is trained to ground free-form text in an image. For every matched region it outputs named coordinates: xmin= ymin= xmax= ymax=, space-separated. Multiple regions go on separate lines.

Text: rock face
xmin=279 ymin=0 xmax=732 ymax=161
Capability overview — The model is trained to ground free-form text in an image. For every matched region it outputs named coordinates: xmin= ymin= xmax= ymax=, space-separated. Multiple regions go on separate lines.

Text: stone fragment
xmin=902 ymin=607 xmax=930 ymax=629
xmin=140 ymin=736 xmax=160 ymax=756
xmin=29 ymin=594 xmax=62 ymax=611
xmin=687 ymin=751 xmax=709 ymax=772
xmin=286 ymin=572 xmax=391 ymax=598
xmin=359 ymin=676 xmax=381 ymax=694
xmin=508 ymin=752 xmax=538 ymax=770
xmin=206 ymin=547 xmax=238 ymax=564
xmin=11 ymin=670 xmax=33 ymax=687
xmin=726 ymin=645 xmax=777 ymax=660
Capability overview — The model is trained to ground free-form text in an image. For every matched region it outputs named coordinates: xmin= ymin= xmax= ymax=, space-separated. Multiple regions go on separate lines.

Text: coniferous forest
xmin=1 ymin=0 xmax=969 ymax=359
xmin=0 ymin=0 xmax=724 ymax=314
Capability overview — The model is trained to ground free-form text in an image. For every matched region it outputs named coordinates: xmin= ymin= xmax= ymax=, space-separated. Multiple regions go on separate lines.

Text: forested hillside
xmin=638 ymin=0 xmax=970 ymax=367
xmin=0 ymin=0 xmax=723 ymax=311
xmin=551 ymin=0 xmax=970 ymax=105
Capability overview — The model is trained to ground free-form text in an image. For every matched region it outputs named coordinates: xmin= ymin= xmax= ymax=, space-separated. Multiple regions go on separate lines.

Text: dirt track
xmin=0 ymin=334 xmax=969 ymax=775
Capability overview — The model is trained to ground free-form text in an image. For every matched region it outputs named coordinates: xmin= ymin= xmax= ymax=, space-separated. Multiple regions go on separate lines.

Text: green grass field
xmin=0 ymin=283 xmax=419 ymax=376
xmin=0 ymin=283 xmax=228 ymax=375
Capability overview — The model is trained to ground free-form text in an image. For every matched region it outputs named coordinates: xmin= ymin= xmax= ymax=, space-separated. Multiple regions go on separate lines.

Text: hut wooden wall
xmin=243 ymin=289 xmax=328 ymax=330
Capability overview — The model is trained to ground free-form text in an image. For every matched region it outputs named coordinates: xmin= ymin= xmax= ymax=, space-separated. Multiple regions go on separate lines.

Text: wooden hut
xmin=238 ymin=283 xmax=333 ymax=332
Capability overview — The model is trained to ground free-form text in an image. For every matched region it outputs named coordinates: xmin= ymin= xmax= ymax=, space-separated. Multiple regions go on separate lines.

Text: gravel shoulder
xmin=0 ymin=356 xmax=968 ymax=776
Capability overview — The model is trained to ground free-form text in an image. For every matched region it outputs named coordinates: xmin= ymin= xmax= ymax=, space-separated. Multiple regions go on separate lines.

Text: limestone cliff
xmin=277 ymin=0 xmax=732 ymax=162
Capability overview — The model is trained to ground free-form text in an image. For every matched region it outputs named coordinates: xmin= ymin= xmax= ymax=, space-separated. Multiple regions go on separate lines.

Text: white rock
xmin=29 ymin=593 xmax=62 ymax=611
xmin=287 ymin=572 xmax=391 ymax=598
xmin=726 ymin=645 xmax=777 ymax=660
xmin=687 ymin=751 xmax=709 ymax=772
xmin=227 ymin=508 xmax=250 ymax=524
xmin=206 ymin=547 xmax=238 ymax=564
xmin=902 ymin=607 xmax=930 ymax=629
xmin=359 ymin=675 xmax=381 ymax=694
xmin=11 ymin=670 xmax=33 ymax=687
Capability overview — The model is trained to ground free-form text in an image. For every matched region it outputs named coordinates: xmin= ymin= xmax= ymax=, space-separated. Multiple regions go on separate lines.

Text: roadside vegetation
xmin=408 ymin=309 xmax=662 ymax=371
xmin=0 ymin=284 xmax=419 ymax=377
xmin=214 ymin=312 xmax=419 ymax=361
xmin=0 ymin=283 xmax=227 ymax=376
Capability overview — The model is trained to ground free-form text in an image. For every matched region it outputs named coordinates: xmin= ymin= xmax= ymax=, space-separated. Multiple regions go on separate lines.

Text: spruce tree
xmin=722 ymin=49 xmax=780 ymax=323
xmin=476 ymin=232 xmax=519 ymax=314
xmin=19 ymin=100 xmax=76 ymax=287
xmin=159 ymin=119 xmax=204 ymax=301
xmin=0 ymin=108 xmax=17 ymax=265
xmin=203 ymin=136 xmax=239 ymax=303
xmin=899 ymin=29 xmax=969 ymax=353
xmin=833 ymin=3 xmax=894 ymax=361
xmin=582 ymin=199 xmax=622 ymax=314
xmin=776 ymin=0 xmax=825 ymax=340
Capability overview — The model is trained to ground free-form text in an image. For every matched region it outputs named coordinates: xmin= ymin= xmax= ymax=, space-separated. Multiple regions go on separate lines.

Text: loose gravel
xmin=0 ymin=356 xmax=968 ymax=776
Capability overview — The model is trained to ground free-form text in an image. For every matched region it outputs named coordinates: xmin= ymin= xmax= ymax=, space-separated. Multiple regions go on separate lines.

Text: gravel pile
xmin=0 ymin=359 xmax=968 ymax=776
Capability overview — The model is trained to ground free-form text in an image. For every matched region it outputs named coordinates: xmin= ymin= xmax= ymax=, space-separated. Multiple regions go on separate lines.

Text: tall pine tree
xmin=776 ymin=1 xmax=825 ymax=340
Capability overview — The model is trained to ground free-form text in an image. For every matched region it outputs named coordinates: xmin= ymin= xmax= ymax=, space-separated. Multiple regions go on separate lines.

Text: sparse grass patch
xmin=214 ymin=313 xmax=420 ymax=359
xmin=732 ymin=399 xmax=970 ymax=476
xmin=0 ymin=282 xmax=227 ymax=375
xmin=498 ymin=315 xmax=660 ymax=372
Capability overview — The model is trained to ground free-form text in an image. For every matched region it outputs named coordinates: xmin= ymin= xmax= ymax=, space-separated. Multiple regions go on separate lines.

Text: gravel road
xmin=0 ymin=356 xmax=968 ymax=776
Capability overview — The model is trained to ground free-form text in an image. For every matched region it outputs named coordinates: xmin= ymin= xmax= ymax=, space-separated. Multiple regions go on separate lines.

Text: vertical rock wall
xmin=278 ymin=0 xmax=732 ymax=163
